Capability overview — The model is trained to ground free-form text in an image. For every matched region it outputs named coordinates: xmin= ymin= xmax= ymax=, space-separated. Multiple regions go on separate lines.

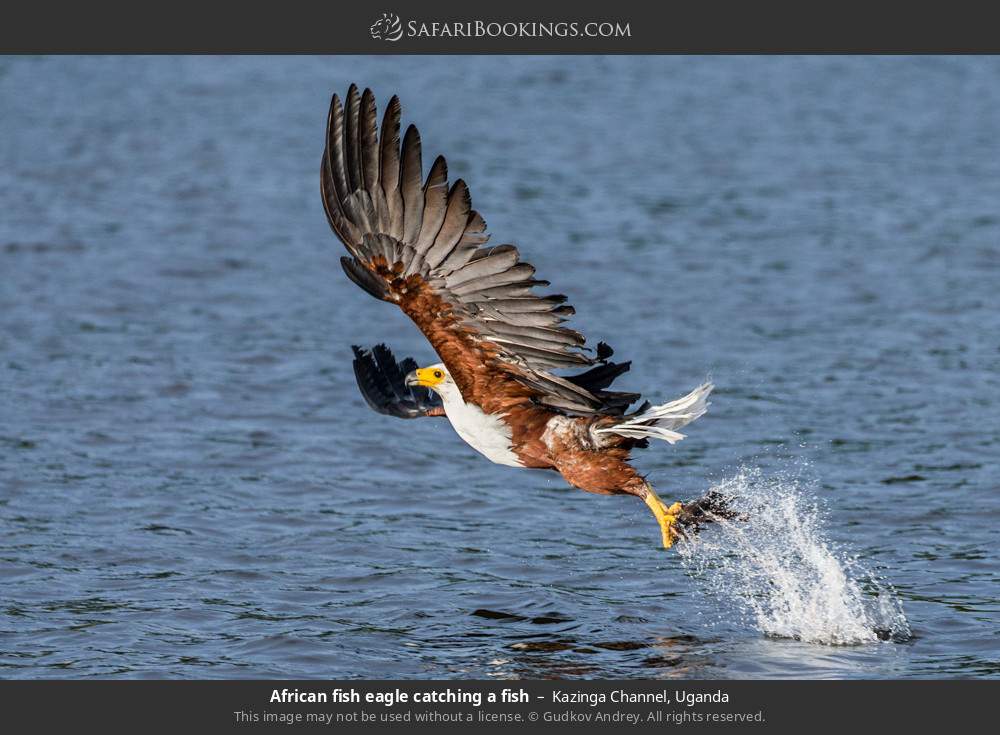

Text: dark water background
xmin=1 ymin=56 xmax=998 ymax=678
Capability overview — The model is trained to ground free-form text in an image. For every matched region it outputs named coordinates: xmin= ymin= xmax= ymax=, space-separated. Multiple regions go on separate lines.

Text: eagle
xmin=322 ymin=85 xmax=729 ymax=550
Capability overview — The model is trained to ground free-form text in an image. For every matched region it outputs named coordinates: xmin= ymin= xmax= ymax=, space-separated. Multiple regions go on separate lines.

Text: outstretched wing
xmin=322 ymin=85 xmax=637 ymax=416
xmin=352 ymin=344 xmax=444 ymax=418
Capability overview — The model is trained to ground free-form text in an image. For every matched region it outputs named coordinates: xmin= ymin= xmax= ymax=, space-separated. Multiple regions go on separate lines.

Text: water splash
xmin=678 ymin=468 xmax=911 ymax=646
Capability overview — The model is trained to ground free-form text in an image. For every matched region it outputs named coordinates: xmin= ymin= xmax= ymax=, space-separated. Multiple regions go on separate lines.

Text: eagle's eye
xmin=433 ymin=370 xmax=443 ymax=379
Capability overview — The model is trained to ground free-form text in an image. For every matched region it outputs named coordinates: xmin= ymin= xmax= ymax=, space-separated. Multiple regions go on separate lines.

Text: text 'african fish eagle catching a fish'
xmin=322 ymin=84 xmax=734 ymax=549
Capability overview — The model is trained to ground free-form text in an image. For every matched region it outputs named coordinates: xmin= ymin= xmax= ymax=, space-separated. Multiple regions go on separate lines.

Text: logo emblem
xmin=370 ymin=12 xmax=403 ymax=42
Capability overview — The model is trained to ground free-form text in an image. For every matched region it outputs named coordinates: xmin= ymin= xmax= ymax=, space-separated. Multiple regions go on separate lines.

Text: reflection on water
xmin=1 ymin=55 xmax=999 ymax=679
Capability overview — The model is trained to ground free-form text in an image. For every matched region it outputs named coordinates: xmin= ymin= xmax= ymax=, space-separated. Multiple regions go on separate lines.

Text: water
xmin=1 ymin=56 xmax=999 ymax=679
xmin=678 ymin=468 xmax=910 ymax=646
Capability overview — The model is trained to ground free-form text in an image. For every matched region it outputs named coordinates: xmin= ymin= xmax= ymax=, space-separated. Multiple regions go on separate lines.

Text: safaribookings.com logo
xmin=370 ymin=13 xmax=404 ymax=41
xmin=370 ymin=13 xmax=631 ymax=42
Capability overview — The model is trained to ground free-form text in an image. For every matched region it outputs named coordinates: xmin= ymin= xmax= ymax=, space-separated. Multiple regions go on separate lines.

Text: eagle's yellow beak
xmin=405 ymin=367 xmax=447 ymax=389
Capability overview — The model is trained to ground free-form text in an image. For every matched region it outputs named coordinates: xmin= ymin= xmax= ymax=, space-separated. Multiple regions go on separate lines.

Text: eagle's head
xmin=405 ymin=363 xmax=451 ymax=391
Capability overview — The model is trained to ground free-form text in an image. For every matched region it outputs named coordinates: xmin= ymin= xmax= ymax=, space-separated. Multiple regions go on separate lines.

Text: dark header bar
xmin=1 ymin=1 xmax=998 ymax=53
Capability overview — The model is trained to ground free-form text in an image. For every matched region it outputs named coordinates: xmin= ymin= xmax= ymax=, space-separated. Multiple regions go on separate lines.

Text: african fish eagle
xmin=322 ymin=85 xmax=730 ymax=549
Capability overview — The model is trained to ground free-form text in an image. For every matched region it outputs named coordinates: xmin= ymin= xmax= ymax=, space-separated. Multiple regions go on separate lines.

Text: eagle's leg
xmin=638 ymin=482 xmax=739 ymax=549
xmin=553 ymin=455 xmax=698 ymax=549
xmin=640 ymin=483 xmax=685 ymax=549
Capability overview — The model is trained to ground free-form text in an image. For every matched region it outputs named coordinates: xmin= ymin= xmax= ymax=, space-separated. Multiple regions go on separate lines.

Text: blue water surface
xmin=1 ymin=56 xmax=998 ymax=678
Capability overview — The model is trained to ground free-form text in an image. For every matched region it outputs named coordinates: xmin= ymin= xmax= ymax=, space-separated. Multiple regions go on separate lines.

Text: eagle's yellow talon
xmin=643 ymin=487 xmax=684 ymax=550
xmin=660 ymin=501 xmax=683 ymax=548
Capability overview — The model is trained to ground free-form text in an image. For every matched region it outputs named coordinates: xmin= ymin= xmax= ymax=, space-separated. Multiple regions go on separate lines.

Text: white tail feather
xmin=595 ymin=381 xmax=714 ymax=445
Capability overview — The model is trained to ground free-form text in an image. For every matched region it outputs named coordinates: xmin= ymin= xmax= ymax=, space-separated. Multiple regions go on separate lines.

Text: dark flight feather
xmin=416 ymin=155 xmax=450 ymax=258
xmin=344 ymin=84 xmax=363 ymax=195
xmin=359 ymin=88 xmax=380 ymax=196
xmin=379 ymin=96 xmax=404 ymax=240
xmin=424 ymin=180 xmax=472 ymax=270
xmin=352 ymin=344 xmax=443 ymax=419
xmin=566 ymin=360 xmax=632 ymax=392
xmin=400 ymin=124 xmax=424 ymax=245
xmin=341 ymin=256 xmax=387 ymax=301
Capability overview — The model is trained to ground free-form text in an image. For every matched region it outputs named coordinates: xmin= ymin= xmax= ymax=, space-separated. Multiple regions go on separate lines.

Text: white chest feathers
xmin=441 ymin=397 xmax=523 ymax=468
